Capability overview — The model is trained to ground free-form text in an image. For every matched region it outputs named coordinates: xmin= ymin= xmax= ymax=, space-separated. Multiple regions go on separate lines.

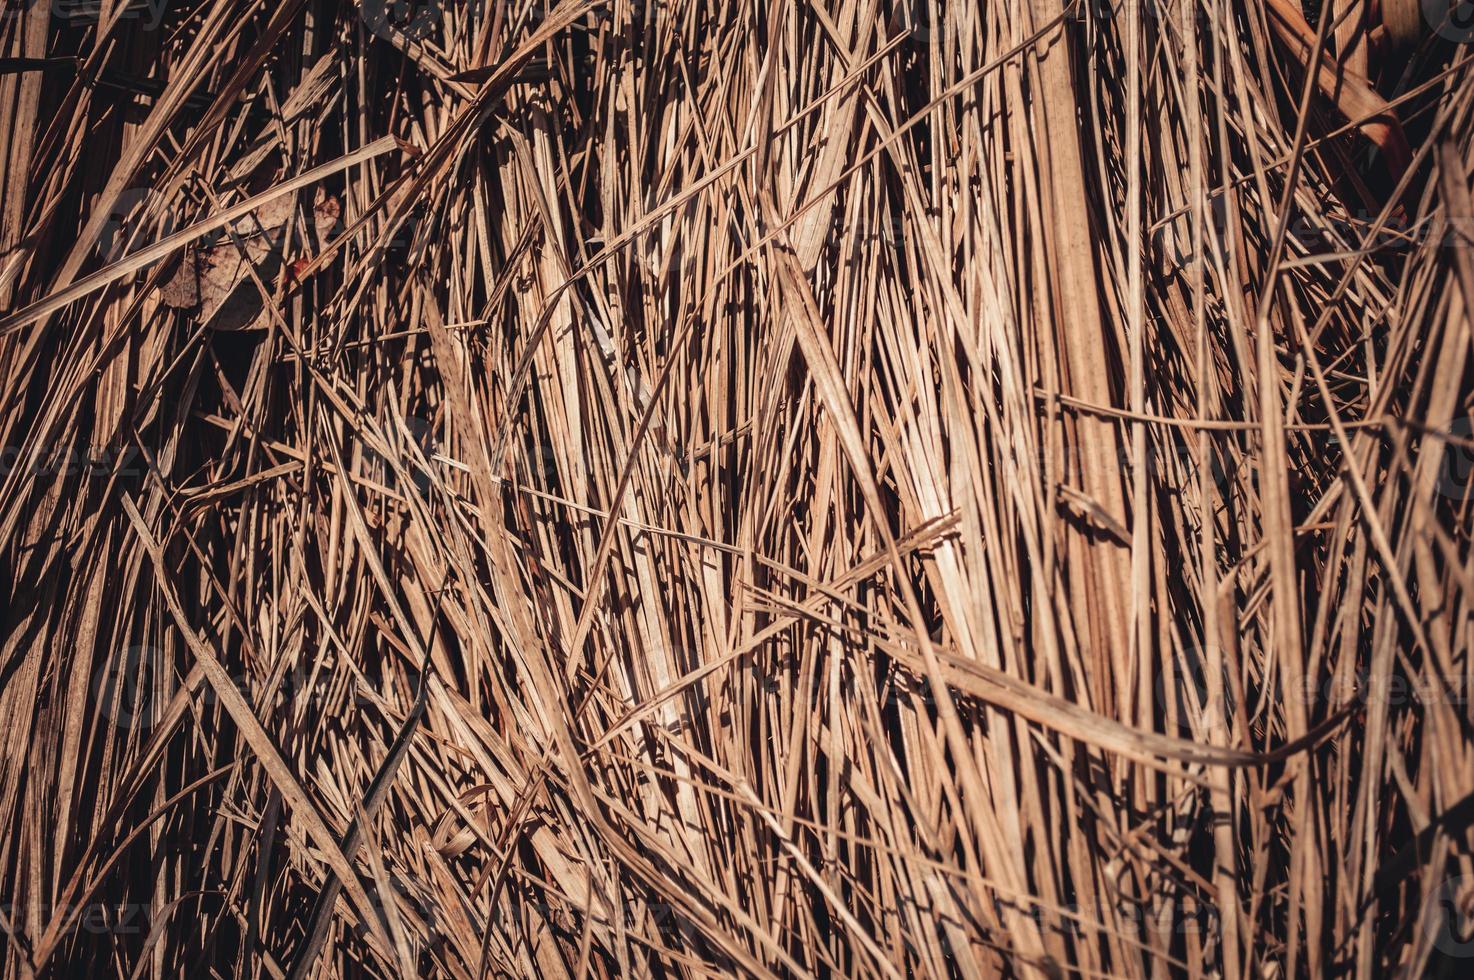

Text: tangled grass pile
xmin=2 ymin=0 xmax=1473 ymax=976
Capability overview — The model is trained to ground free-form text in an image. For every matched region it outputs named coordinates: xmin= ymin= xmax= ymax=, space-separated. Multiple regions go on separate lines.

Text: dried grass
xmin=2 ymin=0 xmax=1473 ymax=976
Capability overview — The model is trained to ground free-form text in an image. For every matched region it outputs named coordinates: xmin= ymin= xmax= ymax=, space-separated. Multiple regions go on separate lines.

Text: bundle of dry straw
xmin=2 ymin=0 xmax=1473 ymax=976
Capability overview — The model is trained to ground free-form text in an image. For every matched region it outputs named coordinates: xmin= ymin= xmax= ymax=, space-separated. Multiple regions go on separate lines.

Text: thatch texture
xmin=2 ymin=1 xmax=1473 ymax=976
